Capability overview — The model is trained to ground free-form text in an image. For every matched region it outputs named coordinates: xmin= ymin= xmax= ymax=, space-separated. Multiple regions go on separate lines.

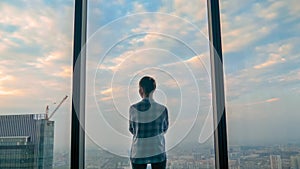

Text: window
xmin=5 ymin=0 xmax=297 ymax=168
xmin=0 ymin=1 xmax=74 ymax=168
xmin=220 ymin=0 xmax=300 ymax=168
xmin=84 ymin=0 xmax=216 ymax=168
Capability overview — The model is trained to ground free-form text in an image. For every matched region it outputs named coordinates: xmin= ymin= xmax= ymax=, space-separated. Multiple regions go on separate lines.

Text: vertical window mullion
xmin=207 ymin=0 xmax=229 ymax=168
xmin=71 ymin=0 xmax=87 ymax=168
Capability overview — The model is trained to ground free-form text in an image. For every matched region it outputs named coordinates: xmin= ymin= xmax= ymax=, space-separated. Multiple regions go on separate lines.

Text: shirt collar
xmin=142 ymin=97 xmax=154 ymax=102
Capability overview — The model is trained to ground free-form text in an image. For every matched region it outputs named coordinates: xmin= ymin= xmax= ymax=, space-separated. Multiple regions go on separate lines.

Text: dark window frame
xmin=71 ymin=0 xmax=87 ymax=168
xmin=207 ymin=0 xmax=229 ymax=168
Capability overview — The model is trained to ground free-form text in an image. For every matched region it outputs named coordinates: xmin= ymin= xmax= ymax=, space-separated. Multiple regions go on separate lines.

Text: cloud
xmin=0 ymin=1 xmax=74 ymax=81
xmin=220 ymin=0 xmax=300 ymax=55
xmin=132 ymin=2 xmax=146 ymax=13
xmin=221 ymin=13 xmax=277 ymax=53
xmin=222 ymin=24 xmax=275 ymax=53
xmin=253 ymin=53 xmax=286 ymax=69
xmin=238 ymin=97 xmax=280 ymax=107
xmin=0 ymin=73 xmax=22 ymax=96
xmin=97 ymin=85 xmax=128 ymax=102
xmin=1 ymin=3 xmax=59 ymax=45
xmin=253 ymin=1 xmax=285 ymax=20
xmin=128 ymin=13 xmax=208 ymax=54
xmin=265 ymin=97 xmax=280 ymax=103
xmin=0 ymin=61 xmax=23 ymax=96
xmin=253 ymin=40 xmax=295 ymax=69
xmin=169 ymin=0 xmax=207 ymax=22
xmin=28 ymin=51 xmax=66 ymax=68
xmin=219 ymin=0 xmax=299 ymax=54
xmin=0 ymin=1 xmax=73 ymax=58
xmin=100 ymin=87 xmax=113 ymax=96
xmin=53 ymin=66 xmax=72 ymax=78
xmin=0 ymin=87 xmax=20 ymax=96
xmin=286 ymin=0 xmax=300 ymax=20
xmin=278 ymin=69 xmax=300 ymax=82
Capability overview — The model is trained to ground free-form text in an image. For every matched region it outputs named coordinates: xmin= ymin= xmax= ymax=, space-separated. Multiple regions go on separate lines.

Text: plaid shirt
xmin=129 ymin=97 xmax=169 ymax=164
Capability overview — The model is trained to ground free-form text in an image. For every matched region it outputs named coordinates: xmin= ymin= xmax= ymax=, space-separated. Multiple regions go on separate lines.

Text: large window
xmin=0 ymin=1 xmax=74 ymax=168
xmin=3 ymin=0 xmax=298 ymax=168
xmin=85 ymin=0 xmax=216 ymax=168
xmin=220 ymin=0 xmax=300 ymax=168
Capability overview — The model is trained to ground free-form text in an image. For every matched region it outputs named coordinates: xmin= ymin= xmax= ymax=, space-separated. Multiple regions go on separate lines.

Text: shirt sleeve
xmin=129 ymin=106 xmax=134 ymax=135
xmin=163 ymin=107 xmax=169 ymax=133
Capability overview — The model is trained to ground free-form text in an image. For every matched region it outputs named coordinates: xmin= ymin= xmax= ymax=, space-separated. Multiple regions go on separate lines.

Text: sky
xmin=0 ymin=0 xmax=300 ymax=157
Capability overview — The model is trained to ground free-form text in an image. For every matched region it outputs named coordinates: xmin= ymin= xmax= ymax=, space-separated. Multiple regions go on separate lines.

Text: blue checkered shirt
xmin=129 ymin=97 xmax=169 ymax=164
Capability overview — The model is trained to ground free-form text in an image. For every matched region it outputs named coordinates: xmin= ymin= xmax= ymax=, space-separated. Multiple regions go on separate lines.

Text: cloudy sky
xmin=0 ymin=0 xmax=300 ymax=156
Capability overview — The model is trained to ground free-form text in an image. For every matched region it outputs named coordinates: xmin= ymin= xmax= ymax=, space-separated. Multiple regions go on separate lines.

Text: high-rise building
xmin=229 ymin=158 xmax=240 ymax=169
xmin=291 ymin=155 xmax=300 ymax=169
xmin=270 ymin=155 xmax=282 ymax=169
xmin=0 ymin=136 xmax=35 ymax=168
xmin=0 ymin=114 xmax=54 ymax=169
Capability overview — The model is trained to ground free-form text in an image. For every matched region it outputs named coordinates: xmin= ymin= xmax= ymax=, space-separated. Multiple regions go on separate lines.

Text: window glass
xmin=86 ymin=0 xmax=216 ymax=168
xmin=221 ymin=0 xmax=300 ymax=168
xmin=0 ymin=1 xmax=74 ymax=168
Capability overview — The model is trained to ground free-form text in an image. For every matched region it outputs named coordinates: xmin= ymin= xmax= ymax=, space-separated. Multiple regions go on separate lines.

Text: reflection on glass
xmin=221 ymin=0 xmax=300 ymax=168
xmin=0 ymin=0 xmax=74 ymax=168
xmin=86 ymin=0 xmax=215 ymax=168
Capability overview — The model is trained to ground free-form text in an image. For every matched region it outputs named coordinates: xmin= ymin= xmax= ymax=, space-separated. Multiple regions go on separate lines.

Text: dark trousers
xmin=131 ymin=160 xmax=167 ymax=169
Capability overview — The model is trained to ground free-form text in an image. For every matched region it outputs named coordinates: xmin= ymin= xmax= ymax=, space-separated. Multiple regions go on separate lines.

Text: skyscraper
xmin=291 ymin=155 xmax=300 ymax=169
xmin=270 ymin=155 xmax=282 ymax=169
xmin=0 ymin=136 xmax=35 ymax=168
xmin=0 ymin=114 xmax=54 ymax=169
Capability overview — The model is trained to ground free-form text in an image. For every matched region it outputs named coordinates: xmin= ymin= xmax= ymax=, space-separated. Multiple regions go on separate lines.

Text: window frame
xmin=207 ymin=0 xmax=229 ymax=168
xmin=71 ymin=0 xmax=87 ymax=168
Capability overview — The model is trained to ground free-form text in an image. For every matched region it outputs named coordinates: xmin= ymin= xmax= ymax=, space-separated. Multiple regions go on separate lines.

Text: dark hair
xmin=139 ymin=76 xmax=156 ymax=97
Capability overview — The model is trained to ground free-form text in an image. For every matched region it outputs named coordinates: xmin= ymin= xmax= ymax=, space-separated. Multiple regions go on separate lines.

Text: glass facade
xmin=0 ymin=137 xmax=35 ymax=168
xmin=0 ymin=114 xmax=54 ymax=169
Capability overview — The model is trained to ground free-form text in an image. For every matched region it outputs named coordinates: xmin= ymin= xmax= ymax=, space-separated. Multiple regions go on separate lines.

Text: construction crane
xmin=45 ymin=95 xmax=68 ymax=120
